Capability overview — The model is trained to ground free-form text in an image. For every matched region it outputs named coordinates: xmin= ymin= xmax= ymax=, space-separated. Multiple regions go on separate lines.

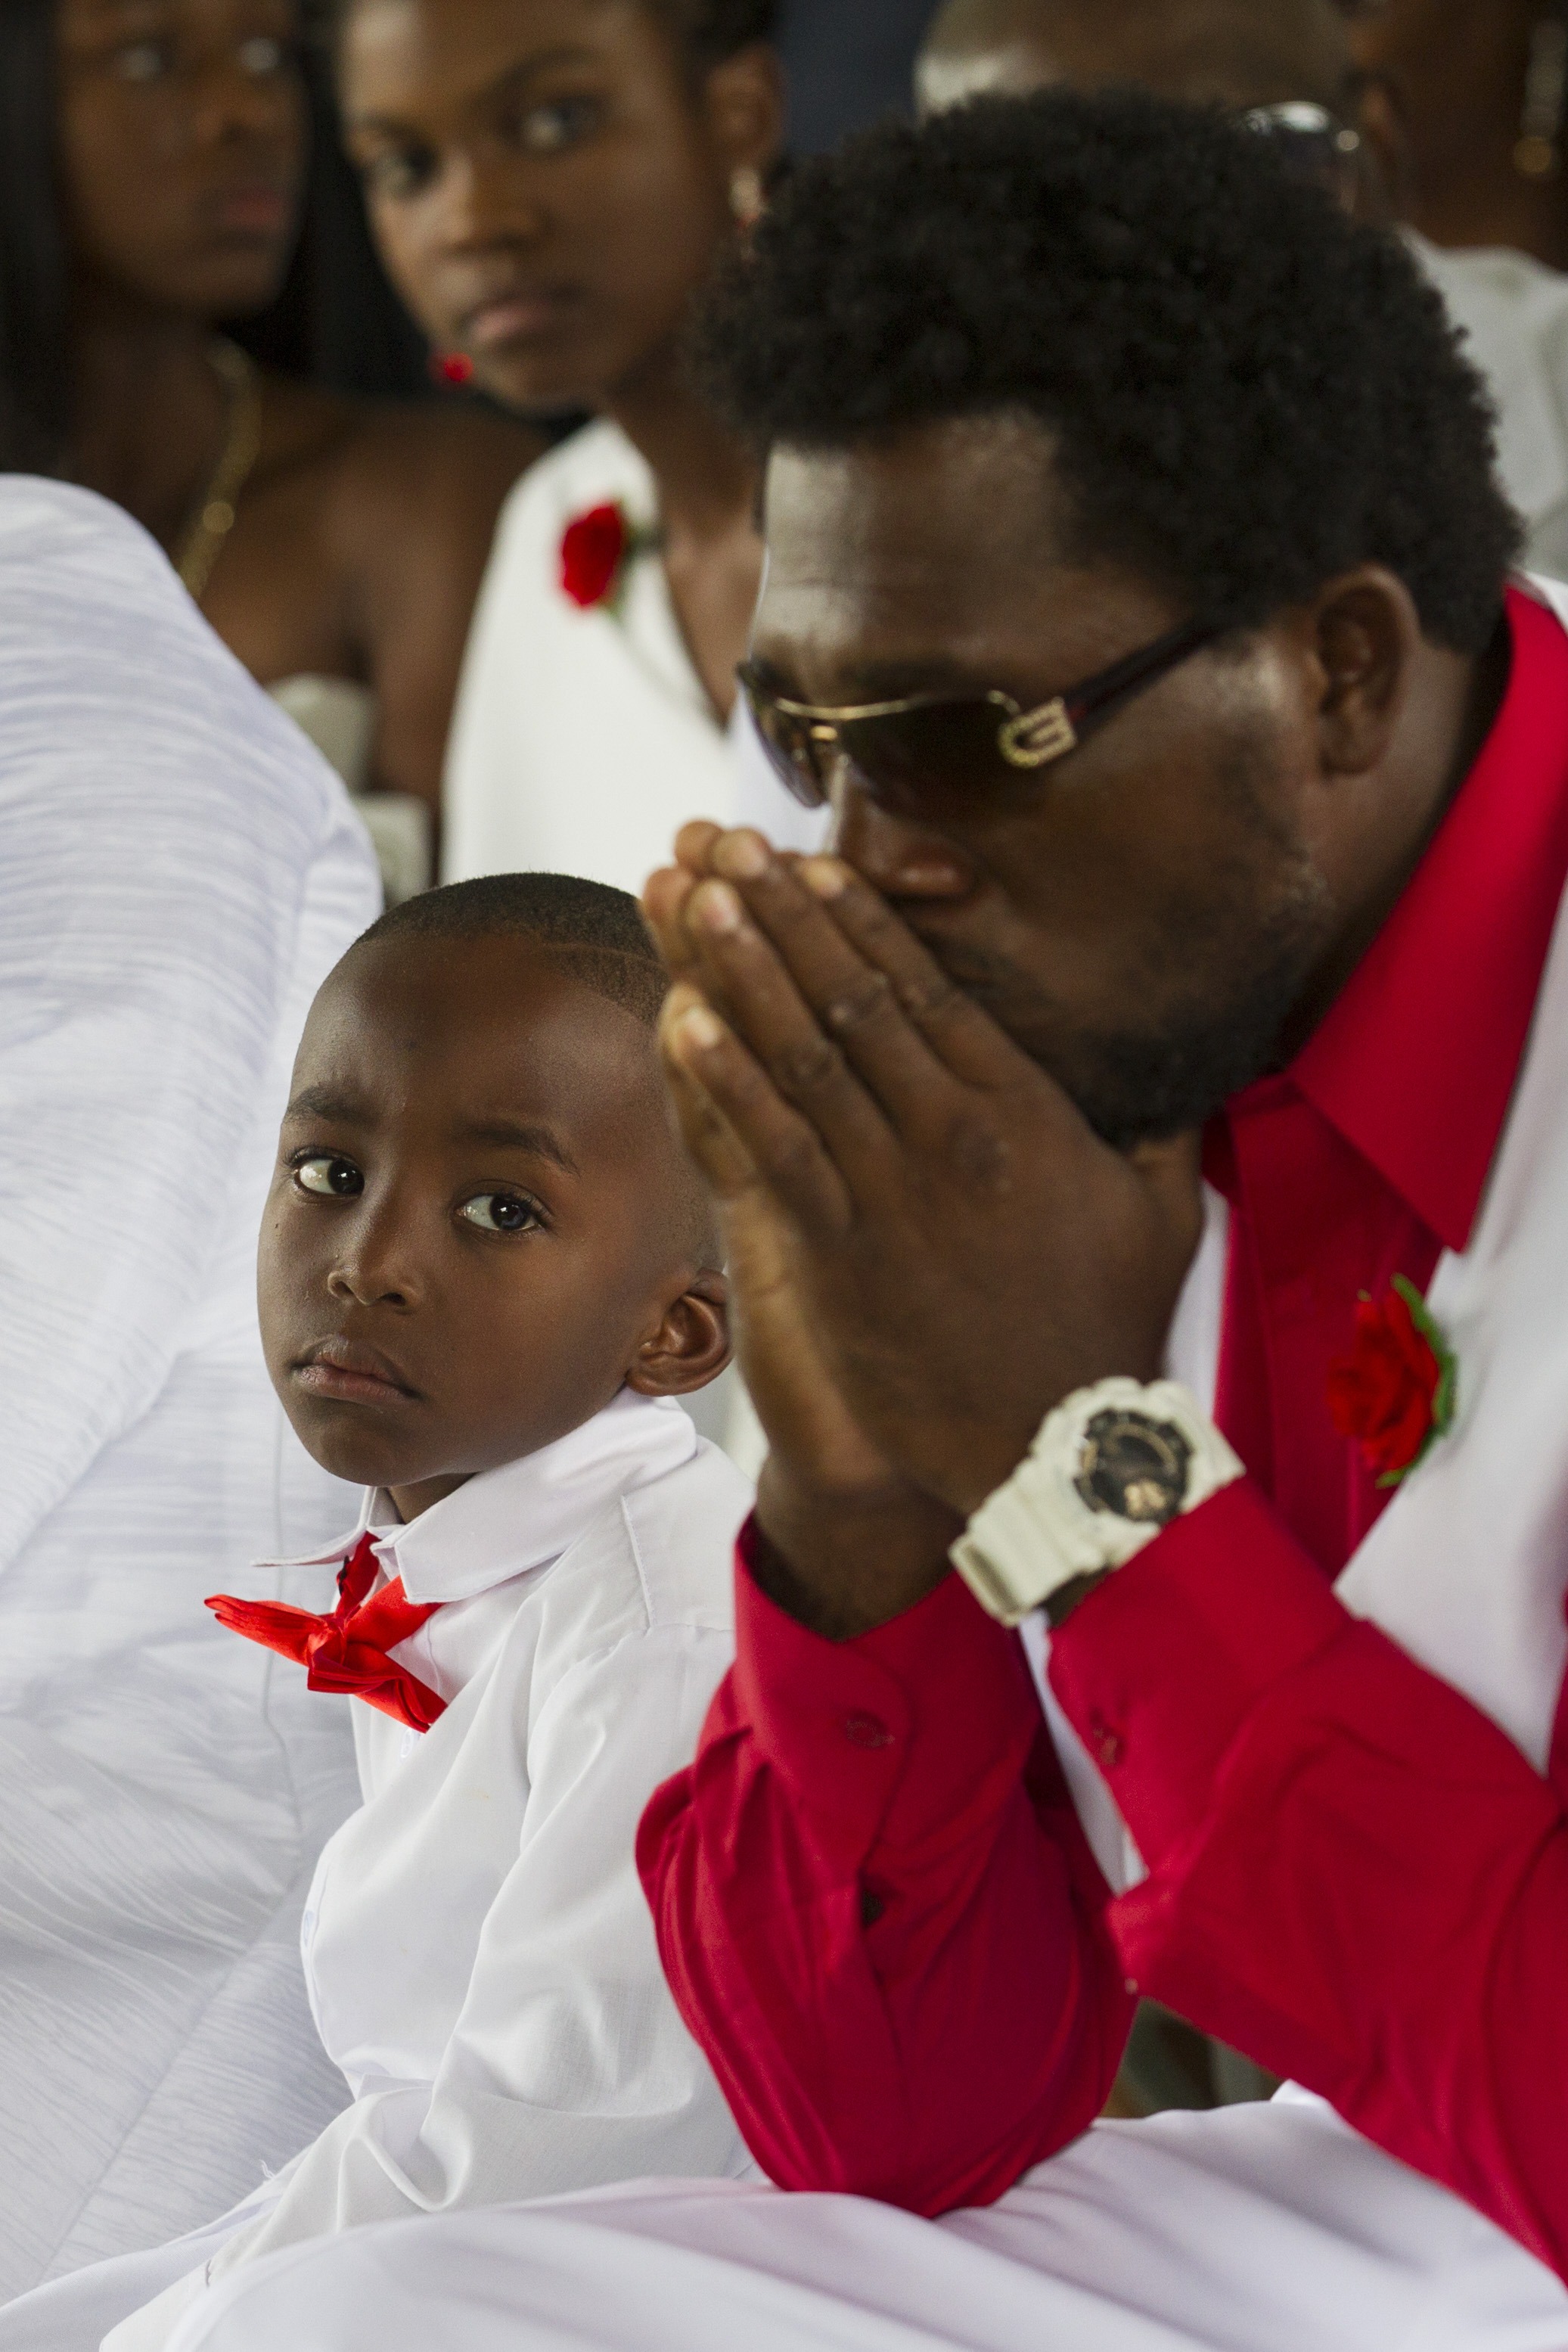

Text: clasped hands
xmin=644 ymin=825 xmax=1203 ymax=1638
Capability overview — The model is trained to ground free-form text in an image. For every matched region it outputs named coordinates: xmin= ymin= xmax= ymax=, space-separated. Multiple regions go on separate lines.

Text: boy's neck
xmin=387 ymin=1471 xmax=474 ymax=1523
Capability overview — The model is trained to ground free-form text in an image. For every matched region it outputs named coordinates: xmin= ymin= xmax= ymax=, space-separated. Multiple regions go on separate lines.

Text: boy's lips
xmin=293 ymin=1338 xmax=421 ymax=1405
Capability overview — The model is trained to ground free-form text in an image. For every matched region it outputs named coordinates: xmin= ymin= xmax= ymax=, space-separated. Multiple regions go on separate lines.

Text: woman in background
xmin=337 ymin=0 xmax=817 ymax=894
xmin=0 ymin=0 xmax=540 ymax=893
xmin=1345 ymin=0 xmax=1568 ymax=578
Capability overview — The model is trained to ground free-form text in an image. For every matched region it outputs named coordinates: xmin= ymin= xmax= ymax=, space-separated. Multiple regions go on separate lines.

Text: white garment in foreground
xmin=140 ymin=2094 xmax=1568 ymax=2352
xmin=441 ymin=416 xmax=824 ymax=894
xmin=8 ymin=1394 xmax=756 ymax=2351
xmin=0 ymin=481 xmax=378 ymax=2295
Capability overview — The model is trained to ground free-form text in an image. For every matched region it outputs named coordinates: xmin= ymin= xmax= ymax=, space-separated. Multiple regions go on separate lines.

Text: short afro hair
xmin=694 ymin=88 xmax=1520 ymax=652
xmin=360 ymin=872 xmax=668 ymax=1029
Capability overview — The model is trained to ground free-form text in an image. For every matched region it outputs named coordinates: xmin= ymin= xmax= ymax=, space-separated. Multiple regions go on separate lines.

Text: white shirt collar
xmin=262 ymin=1390 xmax=698 ymax=1607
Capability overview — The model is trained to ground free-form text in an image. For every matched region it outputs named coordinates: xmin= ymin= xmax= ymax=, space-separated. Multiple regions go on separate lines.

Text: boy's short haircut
xmin=360 ymin=874 xmax=669 ymax=1030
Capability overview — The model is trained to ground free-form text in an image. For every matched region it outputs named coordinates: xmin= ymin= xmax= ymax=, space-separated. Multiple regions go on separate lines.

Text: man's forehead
xmin=753 ymin=419 xmax=1177 ymax=694
xmin=759 ymin=418 xmax=1066 ymax=618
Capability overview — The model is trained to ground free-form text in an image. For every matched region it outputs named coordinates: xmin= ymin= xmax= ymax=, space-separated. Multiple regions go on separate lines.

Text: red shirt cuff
xmin=1047 ymin=1477 xmax=1349 ymax=1863
xmin=733 ymin=1516 xmax=1044 ymax=1873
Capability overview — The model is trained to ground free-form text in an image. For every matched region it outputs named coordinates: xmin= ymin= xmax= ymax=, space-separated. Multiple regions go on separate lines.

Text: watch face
xmin=1073 ymin=1409 xmax=1193 ymax=1526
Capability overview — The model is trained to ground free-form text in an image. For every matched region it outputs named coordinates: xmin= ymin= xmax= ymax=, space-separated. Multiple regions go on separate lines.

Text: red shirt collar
xmin=1264 ymin=583 xmax=1568 ymax=1253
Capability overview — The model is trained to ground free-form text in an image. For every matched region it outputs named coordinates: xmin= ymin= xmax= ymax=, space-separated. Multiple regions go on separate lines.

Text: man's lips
xmin=292 ymin=1338 xmax=421 ymax=1406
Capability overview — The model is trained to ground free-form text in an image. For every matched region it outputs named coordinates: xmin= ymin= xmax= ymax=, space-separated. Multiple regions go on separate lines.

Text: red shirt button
xmin=841 ymin=1710 xmax=895 ymax=1750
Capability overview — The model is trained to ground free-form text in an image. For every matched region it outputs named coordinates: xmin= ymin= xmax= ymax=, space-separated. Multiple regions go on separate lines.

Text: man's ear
xmin=1308 ymin=564 xmax=1422 ymax=777
xmin=626 ymin=1268 xmax=732 ymax=1398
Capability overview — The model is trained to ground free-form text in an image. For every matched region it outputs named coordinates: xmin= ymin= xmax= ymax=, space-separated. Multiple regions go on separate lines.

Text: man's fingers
xmin=660 ymin=986 xmax=853 ymax=1235
xmin=682 ymin=833 xmax=970 ymax=1138
xmin=675 ymin=877 xmax=904 ymax=1194
xmin=643 ymin=866 xmax=702 ymax=980
xmin=796 ymin=856 xmax=1042 ymax=1095
xmin=673 ymin=819 xmax=725 ymax=874
xmin=658 ymin=996 xmax=757 ymax=1202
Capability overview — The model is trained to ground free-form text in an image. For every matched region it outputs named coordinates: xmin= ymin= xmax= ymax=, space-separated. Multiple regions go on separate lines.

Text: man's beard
xmin=930 ymin=825 xmax=1335 ymax=1151
xmin=1051 ymin=896 xmax=1329 ymax=1148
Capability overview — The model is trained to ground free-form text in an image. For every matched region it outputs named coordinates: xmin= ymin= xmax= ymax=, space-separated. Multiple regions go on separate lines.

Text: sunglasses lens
xmin=741 ymin=676 xmax=831 ymax=809
xmin=838 ymin=698 xmax=1013 ymax=811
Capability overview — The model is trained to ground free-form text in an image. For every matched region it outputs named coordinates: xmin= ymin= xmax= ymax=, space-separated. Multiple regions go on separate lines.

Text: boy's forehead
xmin=295 ymin=934 xmax=664 ymax=1145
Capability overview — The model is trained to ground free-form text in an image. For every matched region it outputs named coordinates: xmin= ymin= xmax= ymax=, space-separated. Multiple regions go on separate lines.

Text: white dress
xmin=441 ymin=418 xmax=824 ymax=896
xmin=136 ymin=586 xmax=1568 ymax=2352
xmin=0 ymin=480 xmax=379 ymax=2297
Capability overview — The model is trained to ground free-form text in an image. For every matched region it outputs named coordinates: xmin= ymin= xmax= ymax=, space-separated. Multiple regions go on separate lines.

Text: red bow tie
xmin=206 ymin=1532 xmax=447 ymax=1733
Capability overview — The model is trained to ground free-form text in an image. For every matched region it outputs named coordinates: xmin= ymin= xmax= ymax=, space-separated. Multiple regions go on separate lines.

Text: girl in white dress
xmin=335 ymin=0 xmax=822 ymax=890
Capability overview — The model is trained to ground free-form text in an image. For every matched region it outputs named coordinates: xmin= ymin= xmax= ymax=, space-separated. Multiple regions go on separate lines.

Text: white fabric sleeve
xmin=0 ymin=481 xmax=377 ymax=1575
xmin=204 ymin=1622 xmax=747 ymax=2276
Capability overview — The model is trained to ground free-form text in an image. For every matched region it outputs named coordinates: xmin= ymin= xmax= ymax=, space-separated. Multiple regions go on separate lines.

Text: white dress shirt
xmin=87 ymin=1391 xmax=753 ymax=2350
xmin=440 ymin=418 xmax=824 ymax=895
xmin=0 ymin=480 xmax=378 ymax=2295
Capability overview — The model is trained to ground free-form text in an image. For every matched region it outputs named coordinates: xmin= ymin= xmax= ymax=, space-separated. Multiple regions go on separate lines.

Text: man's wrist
xmin=950 ymin=1377 xmax=1244 ymax=1628
xmin=752 ymin=1459 xmax=963 ymax=1641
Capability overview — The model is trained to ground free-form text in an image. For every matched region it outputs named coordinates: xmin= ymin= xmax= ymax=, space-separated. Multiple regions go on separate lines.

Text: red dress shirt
xmin=638 ymin=586 xmax=1568 ymax=2275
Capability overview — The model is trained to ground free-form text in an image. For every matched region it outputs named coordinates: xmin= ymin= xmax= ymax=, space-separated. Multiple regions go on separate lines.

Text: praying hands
xmin=644 ymin=821 xmax=1206 ymax=1635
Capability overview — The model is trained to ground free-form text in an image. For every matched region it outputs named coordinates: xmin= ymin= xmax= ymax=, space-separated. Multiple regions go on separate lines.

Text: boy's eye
xmin=293 ymin=1154 xmax=362 ymax=1198
xmin=458 ymin=1190 xmax=540 ymax=1235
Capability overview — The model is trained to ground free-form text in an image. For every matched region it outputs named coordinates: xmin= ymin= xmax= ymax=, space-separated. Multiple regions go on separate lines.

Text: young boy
xmin=0 ymin=874 xmax=753 ymax=2351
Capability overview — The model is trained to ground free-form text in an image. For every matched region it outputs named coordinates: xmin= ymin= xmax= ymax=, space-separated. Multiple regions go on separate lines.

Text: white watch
xmin=949 ymin=1377 xmax=1244 ymax=1629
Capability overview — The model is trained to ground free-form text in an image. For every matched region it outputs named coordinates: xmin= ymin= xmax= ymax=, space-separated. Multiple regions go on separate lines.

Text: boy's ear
xmin=626 ymin=1269 xmax=731 ymax=1398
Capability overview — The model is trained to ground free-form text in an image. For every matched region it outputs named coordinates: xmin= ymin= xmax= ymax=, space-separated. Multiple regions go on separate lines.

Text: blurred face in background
xmin=57 ymin=0 xmax=306 ymax=316
xmin=337 ymin=0 xmax=782 ymax=412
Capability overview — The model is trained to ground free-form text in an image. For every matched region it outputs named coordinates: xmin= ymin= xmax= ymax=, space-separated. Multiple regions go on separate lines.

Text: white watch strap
xmin=950 ymin=1377 xmax=1244 ymax=1628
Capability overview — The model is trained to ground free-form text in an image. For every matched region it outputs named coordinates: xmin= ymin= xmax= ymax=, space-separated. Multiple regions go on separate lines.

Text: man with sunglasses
xmin=639 ymin=87 xmax=1568 ymax=2341
xmin=151 ymin=83 xmax=1568 ymax=2352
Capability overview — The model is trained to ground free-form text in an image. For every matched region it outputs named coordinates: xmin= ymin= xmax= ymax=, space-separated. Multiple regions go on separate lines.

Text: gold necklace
xmin=175 ymin=340 xmax=263 ymax=601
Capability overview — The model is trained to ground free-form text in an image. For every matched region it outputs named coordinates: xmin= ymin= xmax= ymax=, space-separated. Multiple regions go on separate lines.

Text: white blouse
xmin=442 ymin=418 xmax=824 ymax=894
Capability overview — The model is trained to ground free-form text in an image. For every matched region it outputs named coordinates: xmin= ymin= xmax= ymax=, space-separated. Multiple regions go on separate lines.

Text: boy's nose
xmin=327 ymin=1261 xmax=415 ymax=1308
xmin=325 ymin=1207 xmax=424 ymax=1310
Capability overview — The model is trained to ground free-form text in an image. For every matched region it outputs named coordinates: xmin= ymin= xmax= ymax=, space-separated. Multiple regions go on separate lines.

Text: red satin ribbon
xmin=206 ymin=1532 xmax=447 ymax=1732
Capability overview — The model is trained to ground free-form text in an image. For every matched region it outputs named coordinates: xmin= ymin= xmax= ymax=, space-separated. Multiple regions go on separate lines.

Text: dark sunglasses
xmin=738 ymin=617 xmax=1221 ymax=818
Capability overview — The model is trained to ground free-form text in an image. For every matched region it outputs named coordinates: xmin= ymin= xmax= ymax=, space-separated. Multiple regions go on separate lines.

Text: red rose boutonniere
xmin=559 ymin=501 xmax=661 ymax=614
xmin=1326 ymin=1274 xmax=1457 ymax=1487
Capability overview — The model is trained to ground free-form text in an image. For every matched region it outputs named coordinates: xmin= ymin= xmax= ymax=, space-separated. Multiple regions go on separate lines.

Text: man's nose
xmin=831 ymin=772 xmax=978 ymax=901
